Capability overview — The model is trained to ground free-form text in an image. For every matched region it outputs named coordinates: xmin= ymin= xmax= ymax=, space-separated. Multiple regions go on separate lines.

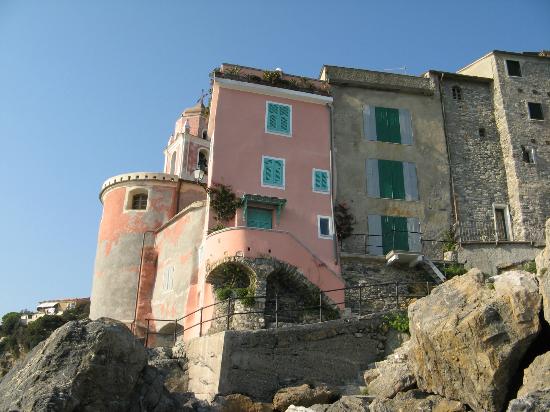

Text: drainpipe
xmin=436 ymin=73 xmax=461 ymax=245
xmin=327 ymin=102 xmax=340 ymax=265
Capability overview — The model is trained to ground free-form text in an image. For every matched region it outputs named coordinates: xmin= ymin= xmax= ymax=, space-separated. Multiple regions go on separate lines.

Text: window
xmin=521 ymin=145 xmax=536 ymax=164
xmin=528 ymin=102 xmax=544 ymax=120
xmin=479 ymin=128 xmax=486 ymax=138
xmin=266 ymin=102 xmax=292 ymax=136
xmin=367 ymin=215 xmax=421 ymax=255
xmin=452 ymin=86 xmax=462 ymax=100
xmin=170 ymin=152 xmax=177 ymax=174
xmin=364 ymin=106 xmax=413 ymax=144
xmin=262 ymin=156 xmax=285 ymax=188
xmin=493 ymin=205 xmax=511 ymax=241
xmin=317 ymin=215 xmax=333 ymax=239
xmin=247 ymin=207 xmax=273 ymax=229
xmin=202 ymin=130 xmax=208 ymax=139
xmin=366 ymin=159 xmax=418 ymax=201
xmin=506 ymin=60 xmax=522 ymax=77
xmin=198 ymin=149 xmax=208 ymax=172
xmin=131 ymin=193 xmax=148 ymax=210
xmin=163 ymin=267 xmax=174 ymax=291
xmin=312 ymin=169 xmax=330 ymax=193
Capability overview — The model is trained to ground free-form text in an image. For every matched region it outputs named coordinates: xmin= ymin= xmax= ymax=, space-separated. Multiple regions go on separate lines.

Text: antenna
xmin=197 ymin=89 xmax=209 ymax=105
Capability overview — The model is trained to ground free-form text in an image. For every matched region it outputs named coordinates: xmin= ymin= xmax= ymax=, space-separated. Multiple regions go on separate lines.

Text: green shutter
xmin=247 ymin=208 xmax=273 ymax=229
xmin=266 ymin=103 xmax=291 ymax=135
xmin=375 ymin=107 xmax=401 ymax=143
xmin=273 ymin=159 xmax=283 ymax=186
xmin=314 ymin=170 xmax=329 ymax=192
xmin=378 ymin=159 xmax=405 ymax=200
xmin=381 ymin=216 xmax=409 ymax=254
xmin=263 ymin=157 xmax=284 ymax=187
xmin=263 ymin=158 xmax=273 ymax=184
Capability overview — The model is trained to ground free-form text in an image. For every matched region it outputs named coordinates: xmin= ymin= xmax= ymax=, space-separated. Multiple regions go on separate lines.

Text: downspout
xmin=327 ymin=102 xmax=339 ymax=265
xmin=436 ymin=73 xmax=461 ymax=245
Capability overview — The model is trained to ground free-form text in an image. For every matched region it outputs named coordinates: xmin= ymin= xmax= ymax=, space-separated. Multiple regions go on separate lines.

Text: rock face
xmin=535 ymin=218 xmax=550 ymax=323
xmin=363 ymin=340 xmax=416 ymax=398
xmin=368 ymin=389 xmax=467 ymax=412
xmin=271 ymin=384 xmax=338 ymax=411
xmin=217 ymin=393 xmax=273 ymax=412
xmin=408 ymin=269 xmax=541 ymax=412
xmin=506 ymin=352 xmax=550 ymax=412
xmin=0 ymin=318 xmax=180 ymax=412
xmin=310 ymin=395 xmax=370 ymax=411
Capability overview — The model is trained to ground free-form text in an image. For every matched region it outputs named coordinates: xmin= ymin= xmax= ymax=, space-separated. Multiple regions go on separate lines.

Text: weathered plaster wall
xmin=150 ymin=202 xmax=206 ymax=327
xmin=186 ymin=316 xmax=389 ymax=402
xmin=91 ymin=181 xmax=177 ymax=323
xmin=458 ymin=243 xmax=543 ymax=275
xmin=328 ymin=70 xmax=451 ymax=252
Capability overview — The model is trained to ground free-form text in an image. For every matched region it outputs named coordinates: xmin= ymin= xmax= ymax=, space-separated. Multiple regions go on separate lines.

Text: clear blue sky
xmin=0 ymin=0 xmax=548 ymax=316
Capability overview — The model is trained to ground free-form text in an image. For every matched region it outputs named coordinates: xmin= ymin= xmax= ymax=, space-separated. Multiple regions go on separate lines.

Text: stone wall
xmin=458 ymin=243 xmax=542 ymax=275
xmin=186 ymin=316 xmax=391 ymax=402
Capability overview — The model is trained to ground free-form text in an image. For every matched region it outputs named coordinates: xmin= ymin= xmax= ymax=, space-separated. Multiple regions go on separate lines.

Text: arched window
xmin=170 ymin=152 xmax=177 ymax=175
xmin=131 ymin=193 xmax=148 ymax=210
xmin=198 ymin=149 xmax=208 ymax=173
xmin=452 ymin=86 xmax=462 ymax=101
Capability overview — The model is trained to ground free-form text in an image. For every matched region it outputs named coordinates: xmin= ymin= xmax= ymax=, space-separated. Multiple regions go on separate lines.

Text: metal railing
xmin=142 ymin=280 xmax=435 ymax=347
xmin=457 ymin=220 xmax=545 ymax=244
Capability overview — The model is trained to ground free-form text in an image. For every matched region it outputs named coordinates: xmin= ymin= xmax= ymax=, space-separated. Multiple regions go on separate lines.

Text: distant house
xmin=20 ymin=298 xmax=90 ymax=325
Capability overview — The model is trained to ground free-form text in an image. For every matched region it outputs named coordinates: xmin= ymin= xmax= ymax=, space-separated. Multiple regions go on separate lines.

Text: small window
xmin=312 ymin=169 xmax=330 ymax=193
xmin=202 ymin=130 xmax=208 ymax=139
xmin=169 ymin=152 xmax=177 ymax=174
xmin=479 ymin=128 xmax=486 ymax=138
xmin=266 ymin=102 xmax=292 ymax=136
xmin=132 ymin=193 xmax=148 ymax=210
xmin=262 ymin=156 xmax=285 ymax=188
xmin=451 ymin=86 xmax=462 ymax=100
xmin=317 ymin=215 xmax=333 ymax=239
xmin=494 ymin=206 xmax=510 ymax=241
xmin=506 ymin=60 xmax=522 ymax=77
xmin=521 ymin=145 xmax=536 ymax=164
xmin=198 ymin=149 xmax=208 ymax=173
xmin=528 ymin=102 xmax=544 ymax=120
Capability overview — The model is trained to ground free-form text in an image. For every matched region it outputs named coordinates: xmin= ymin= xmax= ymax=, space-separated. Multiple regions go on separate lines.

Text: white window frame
xmin=124 ymin=187 xmax=150 ymax=213
xmin=492 ymin=203 xmax=513 ymax=242
xmin=312 ymin=168 xmax=330 ymax=194
xmin=317 ymin=215 xmax=333 ymax=239
xmin=261 ymin=155 xmax=286 ymax=190
xmin=527 ymin=102 xmax=544 ymax=121
xmin=265 ymin=101 xmax=292 ymax=137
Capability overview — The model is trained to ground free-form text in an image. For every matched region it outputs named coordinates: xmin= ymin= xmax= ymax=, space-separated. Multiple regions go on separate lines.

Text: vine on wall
xmin=206 ymin=183 xmax=243 ymax=232
xmin=334 ymin=202 xmax=355 ymax=241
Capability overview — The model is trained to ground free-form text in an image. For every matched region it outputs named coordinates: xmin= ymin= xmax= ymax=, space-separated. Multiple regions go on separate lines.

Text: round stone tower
xmin=89 ymin=172 xmax=181 ymax=324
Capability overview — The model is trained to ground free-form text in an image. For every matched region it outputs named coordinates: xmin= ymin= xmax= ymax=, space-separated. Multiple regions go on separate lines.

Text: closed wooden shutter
xmin=263 ymin=157 xmax=284 ymax=187
xmin=378 ymin=160 xmax=405 ymax=200
xmin=381 ymin=216 xmax=409 ymax=254
xmin=313 ymin=170 xmax=329 ymax=192
xmin=407 ymin=218 xmax=421 ymax=252
xmin=375 ymin=107 xmax=401 ymax=143
xmin=247 ymin=208 xmax=273 ymax=229
xmin=272 ymin=159 xmax=284 ymax=186
xmin=267 ymin=102 xmax=291 ymax=135
xmin=279 ymin=105 xmax=290 ymax=134
xmin=364 ymin=105 xmax=377 ymax=141
xmin=366 ymin=159 xmax=380 ymax=197
xmin=404 ymin=162 xmax=419 ymax=200
xmin=267 ymin=103 xmax=279 ymax=131
xmin=399 ymin=109 xmax=413 ymax=145
xmin=367 ymin=214 xmax=383 ymax=255
xmin=263 ymin=158 xmax=273 ymax=184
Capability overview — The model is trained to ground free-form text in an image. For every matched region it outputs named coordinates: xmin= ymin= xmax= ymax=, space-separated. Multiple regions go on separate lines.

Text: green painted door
xmin=247 ymin=207 xmax=273 ymax=229
xmin=375 ymin=107 xmax=401 ymax=143
xmin=381 ymin=216 xmax=409 ymax=254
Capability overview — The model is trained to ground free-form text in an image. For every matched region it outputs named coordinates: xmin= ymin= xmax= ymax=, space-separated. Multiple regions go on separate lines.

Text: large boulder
xmin=506 ymin=352 xmax=550 ymax=411
xmin=368 ymin=389 xmax=466 ymax=412
xmin=272 ymin=384 xmax=338 ymax=411
xmin=363 ymin=340 xmax=416 ymax=398
xmin=535 ymin=218 xmax=550 ymax=323
xmin=0 ymin=318 xmax=180 ymax=412
xmin=217 ymin=393 xmax=273 ymax=411
xmin=309 ymin=395 xmax=370 ymax=411
xmin=408 ymin=269 xmax=541 ymax=412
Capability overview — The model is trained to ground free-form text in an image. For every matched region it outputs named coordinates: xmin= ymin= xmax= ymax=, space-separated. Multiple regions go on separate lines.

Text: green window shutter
xmin=391 ymin=161 xmax=405 ymax=200
xmin=381 ymin=216 xmax=409 ymax=254
xmin=378 ymin=159 xmax=405 ymax=200
xmin=272 ymin=159 xmax=284 ymax=187
xmin=247 ymin=208 xmax=273 ymax=229
xmin=266 ymin=102 xmax=291 ymax=135
xmin=313 ymin=170 xmax=329 ymax=192
xmin=263 ymin=158 xmax=273 ymax=185
xmin=375 ymin=107 xmax=401 ymax=143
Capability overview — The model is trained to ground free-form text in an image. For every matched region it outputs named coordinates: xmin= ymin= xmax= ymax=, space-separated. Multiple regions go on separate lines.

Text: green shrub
xmin=444 ymin=264 xmax=467 ymax=278
xmin=215 ymin=287 xmax=233 ymax=301
xmin=523 ymin=261 xmax=537 ymax=274
xmin=384 ymin=312 xmax=409 ymax=333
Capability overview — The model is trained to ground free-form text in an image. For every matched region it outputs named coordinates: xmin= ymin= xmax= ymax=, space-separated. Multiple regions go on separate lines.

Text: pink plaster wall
xmin=207 ymin=84 xmax=340 ymax=274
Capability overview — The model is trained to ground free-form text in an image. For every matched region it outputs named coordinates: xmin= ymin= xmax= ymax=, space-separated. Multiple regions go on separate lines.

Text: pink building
xmin=90 ymin=65 xmax=345 ymax=343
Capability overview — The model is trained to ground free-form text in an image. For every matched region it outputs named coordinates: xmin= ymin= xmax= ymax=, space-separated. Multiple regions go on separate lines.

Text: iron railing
xmin=142 ymin=280 xmax=435 ymax=347
xmin=457 ymin=220 xmax=545 ymax=244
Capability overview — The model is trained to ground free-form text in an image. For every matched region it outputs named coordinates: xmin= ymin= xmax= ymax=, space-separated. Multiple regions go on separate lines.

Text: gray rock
xmin=0 ymin=318 xmax=180 ymax=412
xmin=507 ymin=391 xmax=550 ymax=412
xmin=535 ymin=218 xmax=550 ymax=323
xmin=369 ymin=389 xmax=467 ymax=412
xmin=363 ymin=340 xmax=416 ymax=399
xmin=408 ymin=269 xmax=541 ymax=412
xmin=310 ymin=395 xmax=370 ymax=411
xmin=506 ymin=352 xmax=550 ymax=412
xmin=272 ymin=384 xmax=339 ymax=411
